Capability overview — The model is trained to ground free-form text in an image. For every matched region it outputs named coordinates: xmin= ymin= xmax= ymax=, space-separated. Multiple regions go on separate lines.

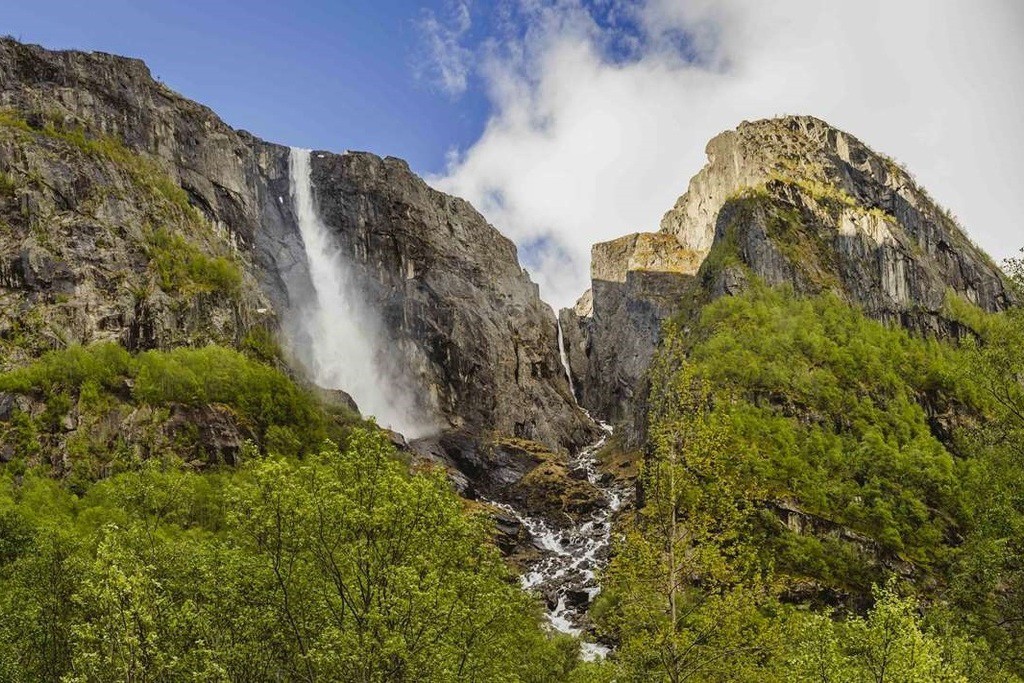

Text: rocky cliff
xmin=0 ymin=37 xmax=594 ymax=453
xmin=566 ymin=115 xmax=1014 ymax=424
xmin=2 ymin=37 xmax=1012 ymax=456
xmin=259 ymin=145 xmax=597 ymax=449
xmin=678 ymin=116 xmax=1013 ymax=326
xmin=560 ymin=233 xmax=699 ymax=423
xmin=0 ymin=39 xmax=280 ymax=359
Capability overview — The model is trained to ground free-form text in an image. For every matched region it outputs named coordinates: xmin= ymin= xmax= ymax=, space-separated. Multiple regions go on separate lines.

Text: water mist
xmin=288 ymin=147 xmax=431 ymax=438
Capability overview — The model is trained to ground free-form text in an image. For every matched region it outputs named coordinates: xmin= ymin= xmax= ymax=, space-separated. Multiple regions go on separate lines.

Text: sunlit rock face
xmin=660 ymin=116 xmax=1013 ymax=327
xmin=686 ymin=117 xmax=1013 ymax=332
xmin=561 ymin=233 xmax=700 ymax=425
xmin=566 ymin=116 xmax=1016 ymax=427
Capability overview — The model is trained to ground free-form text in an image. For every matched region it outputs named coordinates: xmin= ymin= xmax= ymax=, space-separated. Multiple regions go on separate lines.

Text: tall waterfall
xmin=288 ymin=148 xmax=430 ymax=437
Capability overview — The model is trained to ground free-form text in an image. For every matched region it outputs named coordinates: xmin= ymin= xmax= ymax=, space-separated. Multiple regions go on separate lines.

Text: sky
xmin=3 ymin=0 xmax=490 ymax=170
xmin=6 ymin=1 xmax=1024 ymax=308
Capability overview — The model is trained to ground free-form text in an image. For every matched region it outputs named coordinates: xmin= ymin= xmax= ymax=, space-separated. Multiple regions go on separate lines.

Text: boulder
xmin=163 ymin=404 xmax=252 ymax=466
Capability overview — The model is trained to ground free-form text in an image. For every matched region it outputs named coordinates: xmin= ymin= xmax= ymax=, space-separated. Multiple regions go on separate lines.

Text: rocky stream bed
xmin=487 ymin=422 xmax=629 ymax=660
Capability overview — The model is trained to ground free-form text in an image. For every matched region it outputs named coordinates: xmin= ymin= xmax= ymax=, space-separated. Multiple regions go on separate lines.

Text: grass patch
xmin=0 ymin=171 xmax=18 ymax=198
xmin=0 ymin=109 xmax=32 ymax=132
xmin=146 ymin=227 xmax=242 ymax=297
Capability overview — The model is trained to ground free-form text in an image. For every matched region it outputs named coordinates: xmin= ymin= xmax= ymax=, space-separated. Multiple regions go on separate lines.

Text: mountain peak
xmin=562 ymin=115 xmax=1014 ymax=427
xmin=661 ymin=115 xmax=907 ymax=254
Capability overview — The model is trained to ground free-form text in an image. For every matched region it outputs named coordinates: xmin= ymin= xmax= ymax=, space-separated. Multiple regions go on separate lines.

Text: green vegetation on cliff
xmin=0 ymin=109 xmax=249 ymax=364
xmin=0 ymin=341 xmax=586 ymax=681
xmin=146 ymin=228 xmax=243 ymax=297
xmin=591 ymin=279 xmax=1024 ymax=681
xmin=0 ymin=343 xmax=336 ymax=485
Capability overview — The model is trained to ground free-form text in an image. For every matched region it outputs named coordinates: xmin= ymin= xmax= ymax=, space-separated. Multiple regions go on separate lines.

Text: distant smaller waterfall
xmin=556 ymin=317 xmax=577 ymax=402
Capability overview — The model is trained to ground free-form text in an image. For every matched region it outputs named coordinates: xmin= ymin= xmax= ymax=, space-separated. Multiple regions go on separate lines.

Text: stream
xmin=487 ymin=422 xmax=628 ymax=660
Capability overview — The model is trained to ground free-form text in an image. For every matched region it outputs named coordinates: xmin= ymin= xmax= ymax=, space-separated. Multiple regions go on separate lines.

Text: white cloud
xmin=430 ymin=0 xmax=1024 ymax=309
xmin=417 ymin=1 xmax=474 ymax=96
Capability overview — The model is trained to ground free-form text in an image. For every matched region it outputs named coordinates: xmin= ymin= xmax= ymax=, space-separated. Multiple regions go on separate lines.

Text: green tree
xmin=229 ymin=428 xmax=573 ymax=682
xmin=0 ymin=428 xmax=578 ymax=682
xmin=944 ymin=249 xmax=1024 ymax=674
xmin=596 ymin=324 xmax=782 ymax=682
xmin=790 ymin=582 xmax=980 ymax=682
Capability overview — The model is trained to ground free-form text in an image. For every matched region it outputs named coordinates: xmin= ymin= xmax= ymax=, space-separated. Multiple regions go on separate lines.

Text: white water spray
xmin=288 ymin=148 xmax=430 ymax=437
xmin=488 ymin=422 xmax=627 ymax=661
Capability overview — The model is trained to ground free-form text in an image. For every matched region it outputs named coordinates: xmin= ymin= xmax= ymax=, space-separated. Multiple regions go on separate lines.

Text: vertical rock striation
xmin=568 ymin=115 xmax=1015 ymax=425
xmin=561 ymin=233 xmax=700 ymax=423
xmin=0 ymin=37 xmax=595 ymax=451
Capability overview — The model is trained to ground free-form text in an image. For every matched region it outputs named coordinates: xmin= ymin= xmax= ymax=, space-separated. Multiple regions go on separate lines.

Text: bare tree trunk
xmin=669 ymin=443 xmax=678 ymax=631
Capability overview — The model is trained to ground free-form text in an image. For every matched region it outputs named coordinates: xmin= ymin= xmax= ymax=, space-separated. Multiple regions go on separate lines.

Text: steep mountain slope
xmin=0 ymin=37 xmax=594 ymax=452
xmin=569 ymin=119 xmax=1024 ymax=680
xmin=1 ymin=36 xmax=1021 ymax=680
xmin=0 ymin=107 xmax=265 ymax=363
xmin=563 ymin=115 xmax=1015 ymax=425
xmin=594 ymin=285 xmax=1024 ymax=679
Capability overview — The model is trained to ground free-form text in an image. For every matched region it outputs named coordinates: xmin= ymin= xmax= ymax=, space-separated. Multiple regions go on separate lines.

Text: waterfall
xmin=556 ymin=317 xmax=577 ymax=402
xmin=486 ymin=423 xmax=625 ymax=660
xmin=288 ymin=148 xmax=430 ymax=437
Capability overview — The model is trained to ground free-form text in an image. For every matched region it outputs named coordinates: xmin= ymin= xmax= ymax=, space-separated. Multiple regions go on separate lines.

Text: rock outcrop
xmin=561 ymin=233 xmax=699 ymax=422
xmin=429 ymin=433 xmax=603 ymax=528
xmin=569 ymin=115 xmax=1015 ymax=423
xmin=0 ymin=37 xmax=595 ymax=453
xmin=682 ymin=117 xmax=1013 ymax=331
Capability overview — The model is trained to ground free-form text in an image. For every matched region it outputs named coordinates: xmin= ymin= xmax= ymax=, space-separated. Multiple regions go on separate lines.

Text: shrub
xmin=145 ymin=228 xmax=242 ymax=297
xmin=0 ymin=343 xmax=328 ymax=459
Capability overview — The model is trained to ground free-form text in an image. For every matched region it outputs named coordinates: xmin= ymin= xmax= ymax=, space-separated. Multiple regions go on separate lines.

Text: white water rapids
xmin=489 ymin=421 xmax=628 ymax=660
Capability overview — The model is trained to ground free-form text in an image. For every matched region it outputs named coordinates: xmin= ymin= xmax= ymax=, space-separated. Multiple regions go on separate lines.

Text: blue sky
xmin=4 ymin=0 xmax=490 ymax=175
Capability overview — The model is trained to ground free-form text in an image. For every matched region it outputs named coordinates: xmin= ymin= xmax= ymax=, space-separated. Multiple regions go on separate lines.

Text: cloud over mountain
xmin=428 ymin=0 xmax=1024 ymax=308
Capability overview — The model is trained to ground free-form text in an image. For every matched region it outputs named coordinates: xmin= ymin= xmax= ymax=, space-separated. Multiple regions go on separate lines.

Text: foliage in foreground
xmin=592 ymin=284 xmax=1024 ymax=681
xmin=0 ymin=428 xmax=577 ymax=682
xmin=2 ymin=262 xmax=1022 ymax=681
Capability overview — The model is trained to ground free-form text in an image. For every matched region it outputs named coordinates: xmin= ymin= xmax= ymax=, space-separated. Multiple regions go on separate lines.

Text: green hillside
xmin=592 ymin=280 xmax=1024 ymax=681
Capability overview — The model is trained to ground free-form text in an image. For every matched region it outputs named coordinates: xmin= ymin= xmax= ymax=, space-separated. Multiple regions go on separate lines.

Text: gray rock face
xmin=570 ymin=115 xmax=1015 ymax=425
xmin=259 ymin=145 xmax=597 ymax=450
xmin=0 ymin=38 xmax=274 ymax=363
xmin=561 ymin=233 xmax=699 ymax=423
xmin=0 ymin=37 xmax=595 ymax=452
xmin=0 ymin=39 xmax=267 ymax=243
xmin=691 ymin=117 xmax=1015 ymax=333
